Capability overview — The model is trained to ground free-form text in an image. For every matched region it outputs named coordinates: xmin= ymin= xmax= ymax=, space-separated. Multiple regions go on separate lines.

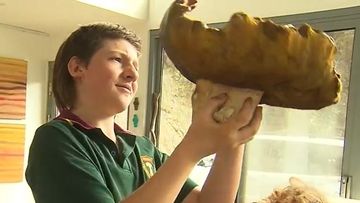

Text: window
xmin=46 ymin=62 xmax=59 ymax=121
xmin=147 ymin=6 xmax=360 ymax=201
xmin=240 ymin=30 xmax=355 ymax=202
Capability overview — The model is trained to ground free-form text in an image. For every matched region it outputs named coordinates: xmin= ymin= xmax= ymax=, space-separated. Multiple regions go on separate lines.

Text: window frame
xmin=146 ymin=6 xmax=360 ymax=199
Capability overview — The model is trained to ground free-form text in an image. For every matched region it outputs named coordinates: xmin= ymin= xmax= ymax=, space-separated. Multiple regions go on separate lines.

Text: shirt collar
xmin=55 ymin=109 xmax=132 ymax=135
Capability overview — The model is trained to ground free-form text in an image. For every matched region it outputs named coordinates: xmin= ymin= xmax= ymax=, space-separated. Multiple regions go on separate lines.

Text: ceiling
xmin=0 ymin=0 xmax=144 ymax=37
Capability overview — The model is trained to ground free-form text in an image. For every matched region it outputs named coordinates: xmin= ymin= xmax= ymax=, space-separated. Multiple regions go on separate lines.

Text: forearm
xmin=121 ymin=139 xmax=198 ymax=203
xmin=199 ymin=145 xmax=245 ymax=203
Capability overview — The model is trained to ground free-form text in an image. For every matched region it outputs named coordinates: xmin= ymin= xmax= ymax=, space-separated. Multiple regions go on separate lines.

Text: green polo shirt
xmin=25 ymin=111 xmax=197 ymax=203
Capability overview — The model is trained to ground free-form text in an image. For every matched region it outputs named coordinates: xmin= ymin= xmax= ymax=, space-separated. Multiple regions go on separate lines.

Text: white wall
xmin=78 ymin=0 xmax=149 ymax=20
xmin=0 ymin=26 xmax=52 ymax=203
xmin=149 ymin=0 xmax=360 ymax=29
xmin=126 ymin=22 xmax=150 ymax=136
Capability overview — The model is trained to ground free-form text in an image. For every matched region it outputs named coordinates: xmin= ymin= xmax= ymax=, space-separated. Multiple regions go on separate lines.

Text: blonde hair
xmin=257 ymin=177 xmax=328 ymax=203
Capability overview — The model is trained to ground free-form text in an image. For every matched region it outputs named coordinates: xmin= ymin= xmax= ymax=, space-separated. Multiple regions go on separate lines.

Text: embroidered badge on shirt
xmin=141 ymin=156 xmax=155 ymax=179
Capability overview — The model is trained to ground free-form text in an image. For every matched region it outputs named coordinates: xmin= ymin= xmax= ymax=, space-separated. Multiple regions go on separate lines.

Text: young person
xmin=25 ymin=2 xmax=262 ymax=203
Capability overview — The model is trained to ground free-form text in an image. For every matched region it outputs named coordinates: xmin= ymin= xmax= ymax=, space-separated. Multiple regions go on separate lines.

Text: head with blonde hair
xmin=257 ymin=177 xmax=328 ymax=203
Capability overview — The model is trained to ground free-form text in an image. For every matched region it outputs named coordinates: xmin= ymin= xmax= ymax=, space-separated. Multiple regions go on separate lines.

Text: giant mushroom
xmin=160 ymin=0 xmax=341 ymax=122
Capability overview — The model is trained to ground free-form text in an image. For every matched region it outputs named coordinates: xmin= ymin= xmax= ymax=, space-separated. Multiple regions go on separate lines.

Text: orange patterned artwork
xmin=0 ymin=57 xmax=27 ymax=119
xmin=0 ymin=123 xmax=25 ymax=182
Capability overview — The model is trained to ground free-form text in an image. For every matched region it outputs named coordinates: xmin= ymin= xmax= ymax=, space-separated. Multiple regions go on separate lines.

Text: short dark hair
xmin=52 ymin=23 xmax=141 ymax=111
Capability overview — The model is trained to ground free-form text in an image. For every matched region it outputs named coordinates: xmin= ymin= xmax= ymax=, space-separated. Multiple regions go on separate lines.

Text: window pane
xmin=242 ymin=29 xmax=354 ymax=202
xmin=158 ymin=52 xmax=194 ymax=155
xmin=157 ymin=29 xmax=355 ymax=198
xmin=159 ymin=51 xmax=213 ymax=185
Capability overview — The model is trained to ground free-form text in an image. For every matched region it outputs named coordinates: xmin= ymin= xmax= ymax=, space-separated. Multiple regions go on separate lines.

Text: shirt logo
xmin=140 ymin=156 xmax=155 ymax=180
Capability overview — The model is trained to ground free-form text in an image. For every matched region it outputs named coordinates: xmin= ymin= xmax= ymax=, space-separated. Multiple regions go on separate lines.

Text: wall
xmin=77 ymin=0 xmax=149 ymax=20
xmin=149 ymin=0 xmax=360 ymax=29
xmin=126 ymin=22 xmax=150 ymax=136
xmin=0 ymin=25 xmax=52 ymax=203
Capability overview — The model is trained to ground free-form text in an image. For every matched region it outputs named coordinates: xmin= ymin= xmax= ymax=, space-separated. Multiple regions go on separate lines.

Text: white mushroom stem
xmin=192 ymin=79 xmax=264 ymax=123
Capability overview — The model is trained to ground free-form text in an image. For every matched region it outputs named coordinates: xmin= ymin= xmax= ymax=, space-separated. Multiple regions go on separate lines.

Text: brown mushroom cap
xmin=160 ymin=2 xmax=341 ymax=110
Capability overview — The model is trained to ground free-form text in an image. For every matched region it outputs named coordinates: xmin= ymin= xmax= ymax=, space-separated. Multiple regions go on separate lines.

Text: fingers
xmin=237 ymin=106 xmax=263 ymax=142
xmin=240 ymin=135 xmax=255 ymax=144
xmin=193 ymin=79 xmax=231 ymax=119
xmin=189 ymin=0 xmax=197 ymax=10
xmin=228 ymin=97 xmax=256 ymax=128
xmin=205 ymin=93 xmax=228 ymax=116
xmin=192 ymin=92 xmax=228 ymax=123
xmin=194 ymin=79 xmax=211 ymax=96
xmin=176 ymin=0 xmax=198 ymax=5
xmin=176 ymin=0 xmax=198 ymax=10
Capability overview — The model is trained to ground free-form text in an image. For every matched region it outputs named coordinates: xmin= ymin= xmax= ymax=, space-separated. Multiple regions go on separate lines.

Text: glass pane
xmin=242 ymin=29 xmax=355 ymax=202
xmin=159 ymin=51 xmax=214 ymax=186
xmin=158 ymin=29 xmax=355 ymax=197
xmin=158 ymin=53 xmax=194 ymax=155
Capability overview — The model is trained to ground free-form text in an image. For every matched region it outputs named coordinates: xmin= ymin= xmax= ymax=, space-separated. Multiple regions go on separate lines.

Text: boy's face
xmin=77 ymin=38 xmax=140 ymax=114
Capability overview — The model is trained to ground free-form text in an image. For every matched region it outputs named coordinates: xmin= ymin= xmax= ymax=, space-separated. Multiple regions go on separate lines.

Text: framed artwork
xmin=0 ymin=57 xmax=27 ymax=119
xmin=0 ymin=123 xmax=25 ymax=182
xmin=0 ymin=57 xmax=27 ymax=182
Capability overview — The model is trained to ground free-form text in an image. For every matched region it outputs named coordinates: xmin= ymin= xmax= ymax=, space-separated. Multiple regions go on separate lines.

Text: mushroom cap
xmin=160 ymin=2 xmax=341 ymax=110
